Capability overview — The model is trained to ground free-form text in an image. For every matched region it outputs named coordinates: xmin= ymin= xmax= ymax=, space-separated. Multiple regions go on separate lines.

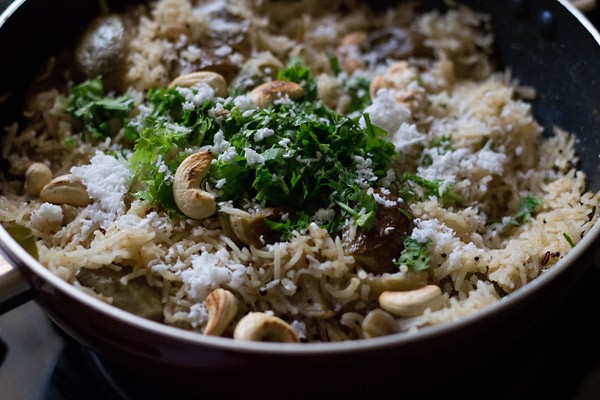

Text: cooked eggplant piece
xmin=188 ymin=47 xmax=240 ymax=83
xmin=3 ymin=225 xmax=39 ymax=260
xmin=367 ymin=28 xmax=424 ymax=62
xmin=220 ymin=208 xmax=281 ymax=248
xmin=337 ymin=27 xmax=430 ymax=74
xmin=288 ymin=275 xmax=335 ymax=319
xmin=73 ymin=14 xmax=129 ymax=92
xmin=344 ymin=199 xmax=415 ymax=275
xmin=76 ymin=267 xmax=163 ymax=321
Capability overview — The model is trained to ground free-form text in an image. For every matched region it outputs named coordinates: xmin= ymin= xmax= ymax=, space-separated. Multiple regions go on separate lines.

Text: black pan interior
xmin=1 ymin=0 xmax=599 ymax=189
xmin=465 ymin=0 xmax=600 ymax=191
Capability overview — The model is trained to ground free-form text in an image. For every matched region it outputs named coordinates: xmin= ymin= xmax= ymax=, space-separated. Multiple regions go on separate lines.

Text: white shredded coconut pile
xmin=70 ymin=151 xmax=131 ymax=215
xmin=178 ymin=84 xmax=215 ymax=110
xmin=30 ymin=203 xmax=63 ymax=231
xmin=181 ymin=248 xmax=250 ymax=300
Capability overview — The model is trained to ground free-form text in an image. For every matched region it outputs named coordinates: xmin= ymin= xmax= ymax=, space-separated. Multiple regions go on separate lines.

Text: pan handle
xmin=0 ymin=254 xmax=35 ymax=315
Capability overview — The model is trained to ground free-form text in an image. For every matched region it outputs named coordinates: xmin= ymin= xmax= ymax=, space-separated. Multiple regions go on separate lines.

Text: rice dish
xmin=1 ymin=0 xmax=598 ymax=342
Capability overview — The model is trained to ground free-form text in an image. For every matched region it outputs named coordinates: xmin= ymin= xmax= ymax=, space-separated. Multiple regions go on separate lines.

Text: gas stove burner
xmin=78 ymin=347 xmax=197 ymax=400
xmin=79 ymin=349 xmax=135 ymax=400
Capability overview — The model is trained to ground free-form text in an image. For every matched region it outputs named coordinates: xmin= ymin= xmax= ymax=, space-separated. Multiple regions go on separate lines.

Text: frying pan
xmin=1 ymin=0 xmax=600 ymax=391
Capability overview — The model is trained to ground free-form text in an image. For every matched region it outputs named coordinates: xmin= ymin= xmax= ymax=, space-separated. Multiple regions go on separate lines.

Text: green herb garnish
xmin=563 ymin=232 xmax=575 ymax=247
xmin=396 ymin=237 xmax=431 ymax=271
xmin=277 ymin=58 xmax=318 ymax=100
xmin=343 ymin=75 xmax=372 ymax=114
xmin=505 ymin=195 xmax=543 ymax=228
xmin=65 ymin=77 xmax=133 ymax=142
xmin=208 ymin=100 xmax=395 ymax=235
xmin=399 ymin=173 xmax=463 ymax=206
xmin=125 ymin=63 xmax=397 ymax=234
xmin=430 ymin=135 xmax=452 ymax=152
xmin=125 ymin=86 xmax=215 ymax=214
xmin=328 ymin=53 xmax=341 ymax=76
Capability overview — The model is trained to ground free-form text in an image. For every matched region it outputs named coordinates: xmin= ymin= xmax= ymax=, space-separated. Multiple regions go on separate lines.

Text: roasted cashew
xmin=172 ymin=151 xmax=216 ymax=220
xmin=369 ymin=61 xmax=416 ymax=99
xmin=233 ymin=312 xmax=299 ymax=343
xmin=25 ymin=162 xmax=53 ymax=196
xmin=168 ymin=71 xmax=228 ymax=97
xmin=337 ymin=31 xmax=367 ymax=74
xmin=361 ymin=308 xmax=398 ymax=338
xmin=379 ymin=285 xmax=443 ymax=317
xmin=204 ymin=288 xmax=239 ymax=336
xmin=250 ymin=80 xmax=304 ymax=108
xmin=340 ymin=31 xmax=368 ymax=47
xmin=39 ymin=175 xmax=91 ymax=207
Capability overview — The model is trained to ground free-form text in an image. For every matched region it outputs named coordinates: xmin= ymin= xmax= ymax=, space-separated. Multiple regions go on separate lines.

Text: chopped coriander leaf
xmin=396 ymin=237 xmax=431 ymax=271
xmin=210 ymin=99 xmax=395 ymax=233
xmin=65 ymin=77 xmax=133 ymax=142
xmin=277 ymin=58 xmax=318 ymax=100
xmin=64 ymin=137 xmax=75 ymax=149
xmin=125 ymin=86 xmax=216 ymax=214
xmin=400 ymin=173 xmax=463 ymax=206
xmin=343 ymin=75 xmax=372 ymax=113
xmin=430 ymin=135 xmax=452 ymax=152
xmin=481 ymin=135 xmax=490 ymax=148
xmin=563 ymin=232 xmax=575 ymax=247
xmin=126 ymin=76 xmax=398 ymax=235
xmin=264 ymin=214 xmax=311 ymax=238
xmin=328 ymin=53 xmax=341 ymax=76
xmin=505 ymin=195 xmax=543 ymax=228
xmin=331 ymin=168 xmax=378 ymax=229
xmin=588 ymin=206 xmax=597 ymax=221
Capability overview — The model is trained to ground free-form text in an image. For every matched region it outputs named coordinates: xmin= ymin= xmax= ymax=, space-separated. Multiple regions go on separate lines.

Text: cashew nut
xmin=369 ymin=61 xmax=418 ymax=99
xmin=361 ymin=308 xmax=398 ymax=338
xmin=340 ymin=31 xmax=368 ymax=47
xmin=168 ymin=71 xmax=228 ymax=97
xmin=172 ymin=151 xmax=216 ymax=220
xmin=39 ymin=175 xmax=91 ymax=207
xmin=337 ymin=31 xmax=367 ymax=74
xmin=204 ymin=288 xmax=239 ymax=336
xmin=233 ymin=312 xmax=299 ymax=343
xmin=250 ymin=80 xmax=304 ymax=108
xmin=378 ymin=285 xmax=444 ymax=317
xmin=369 ymin=75 xmax=386 ymax=99
xmin=25 ymin=162 xmax=53 ymax=196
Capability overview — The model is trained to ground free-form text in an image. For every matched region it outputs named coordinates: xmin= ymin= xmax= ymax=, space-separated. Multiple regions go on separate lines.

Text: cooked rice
xmin=1 ymin=0 xmax=598 ymax=342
